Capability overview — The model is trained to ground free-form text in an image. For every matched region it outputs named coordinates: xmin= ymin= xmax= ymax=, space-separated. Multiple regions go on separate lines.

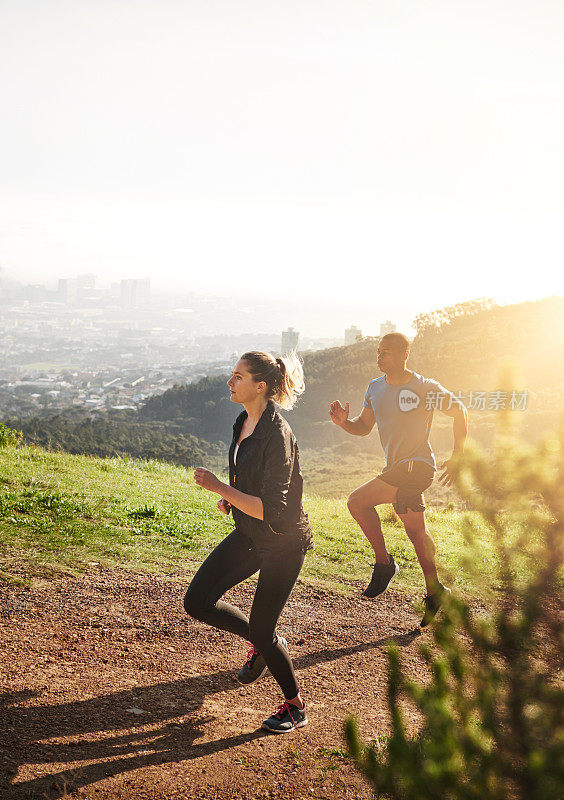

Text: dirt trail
xmin=1 ymin=566 xmax=431 ymax=799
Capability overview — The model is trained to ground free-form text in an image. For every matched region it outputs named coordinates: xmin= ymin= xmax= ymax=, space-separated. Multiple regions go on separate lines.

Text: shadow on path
xmin=2 ymin=631 xmax=420 ymax=799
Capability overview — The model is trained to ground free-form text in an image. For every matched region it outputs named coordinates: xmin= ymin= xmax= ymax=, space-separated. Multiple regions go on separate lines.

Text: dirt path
xmin=1 ymin=566 xmax=432 ymax=799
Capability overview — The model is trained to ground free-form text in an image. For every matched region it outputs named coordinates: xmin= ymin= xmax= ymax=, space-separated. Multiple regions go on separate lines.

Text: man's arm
xmin=329 ymin=401 xmax=376 ymax=436
xmin=437 ymin=402 xmax=468 ymax=487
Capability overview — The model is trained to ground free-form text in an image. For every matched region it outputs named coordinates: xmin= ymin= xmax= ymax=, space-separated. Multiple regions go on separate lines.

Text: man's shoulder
xmin=411 ymin=373 xmax=456 ymax=404
xmin=366 ymin=376 xmax=385 ymax=392
xmin=412 ymin=372 xmax=443 ymax=388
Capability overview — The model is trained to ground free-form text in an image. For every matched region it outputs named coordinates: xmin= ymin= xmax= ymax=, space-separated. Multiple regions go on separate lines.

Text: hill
xmin=140 ymin=296 xmax=564 ymax=448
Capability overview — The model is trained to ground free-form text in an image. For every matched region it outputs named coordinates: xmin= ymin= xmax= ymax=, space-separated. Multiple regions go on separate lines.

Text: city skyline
xmin=0 ymin=268 xmax=412 ymax=338
xmin=2 ymin=266 xmax=554 ymax=340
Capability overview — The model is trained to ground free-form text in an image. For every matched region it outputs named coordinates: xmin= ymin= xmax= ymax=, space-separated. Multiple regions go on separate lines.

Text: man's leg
xmin=347 ymin=477 xmax=398 ymax=563
xmin=396 ymin=508 xmax=439 ymax=595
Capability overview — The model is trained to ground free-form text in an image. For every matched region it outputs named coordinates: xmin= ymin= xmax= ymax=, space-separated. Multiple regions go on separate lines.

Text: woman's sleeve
xmin=260 ymin=427 xmax=295 ymax=531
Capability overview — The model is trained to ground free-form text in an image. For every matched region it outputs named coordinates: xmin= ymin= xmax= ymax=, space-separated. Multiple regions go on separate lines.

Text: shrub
xmin=345 ymin=425 xmax=564 ymax=800
xmin=0 ymin=422 xmax=23 ymax=448
xmin=126 ymin=504 xmax=159 ymax=519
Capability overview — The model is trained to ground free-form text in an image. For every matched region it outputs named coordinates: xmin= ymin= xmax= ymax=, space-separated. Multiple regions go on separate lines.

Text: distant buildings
xmin=121 ymin=278 xmax=151 ymax=307
xmin=281 ymin=327 xmax=299 ymax=353
xmin=344 ymin=322 xmax=397 ymax=344
xmin=58 ymin=274 xmax=97 ymax=303
xmin=345 ymin=325 xmax=362 ymax=346
xmin=380 ymin=320 xmax=396 ymax=336
xmin=118 ymin=328 xmax=152 ymax=348
xmin=55 ymin=274 xmax=152 ymax=307
xmin=2 ymin=272 xmax=402 ymax=418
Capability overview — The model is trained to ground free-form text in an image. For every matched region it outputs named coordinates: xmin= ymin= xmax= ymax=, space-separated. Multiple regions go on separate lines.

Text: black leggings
xmin=183 ymin=530 xmax=305 ymax=699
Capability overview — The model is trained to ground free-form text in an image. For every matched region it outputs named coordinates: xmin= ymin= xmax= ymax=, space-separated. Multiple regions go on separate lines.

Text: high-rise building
xmin=58 ymin=278 xmax=79 ymax=302
xmin=24 ymin=284 xmax=47 ymax=302
xmin=58 ymin=274 xmax=97 ymax=303
xmin=345 ymin=325 xmax=362 ymax=346
xmin=77 ymin=273 xmax=96 ymax=290
xmin=121 ymin=278 xmax=151 ymax=307
xmin=281 ymin=327 xmax=299 ymax=353
xmin=380 ymin=320 xmax=396 ymax=336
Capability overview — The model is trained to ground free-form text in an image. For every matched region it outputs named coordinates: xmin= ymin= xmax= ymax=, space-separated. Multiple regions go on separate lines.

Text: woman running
xmin=184 ymin=351 xmax=313 ymax=733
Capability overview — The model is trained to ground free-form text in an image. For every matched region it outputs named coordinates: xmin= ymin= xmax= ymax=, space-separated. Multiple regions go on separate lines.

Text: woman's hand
xmin=194 ymin=467 xmax=223 ymax=493
xmin=217 ymin=498 xmax=232 ymax=515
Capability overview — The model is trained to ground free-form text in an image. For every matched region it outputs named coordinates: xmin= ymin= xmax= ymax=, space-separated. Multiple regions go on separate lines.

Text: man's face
xmin=377 ymin=340 xmax=407 ymax=373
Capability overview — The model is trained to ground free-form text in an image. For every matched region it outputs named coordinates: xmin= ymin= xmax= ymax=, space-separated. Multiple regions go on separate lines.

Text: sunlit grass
xmin=0 ymin=445 xmax=503 ymax=598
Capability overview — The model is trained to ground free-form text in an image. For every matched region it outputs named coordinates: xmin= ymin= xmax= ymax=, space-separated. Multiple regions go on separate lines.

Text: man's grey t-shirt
xmin=363 ymin=372 xmax=461 ymax=472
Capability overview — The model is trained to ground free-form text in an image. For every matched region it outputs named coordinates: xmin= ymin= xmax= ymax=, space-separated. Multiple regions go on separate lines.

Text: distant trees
xmin=410 ymin=295 xmax=564 ymax=396
xmin=5 ymin=414 xmax=222 ymax=468
xmin=140 ymin=376 xmax=236 ymax=443
xmin=413 ymin=298 xmax=496 ymax=333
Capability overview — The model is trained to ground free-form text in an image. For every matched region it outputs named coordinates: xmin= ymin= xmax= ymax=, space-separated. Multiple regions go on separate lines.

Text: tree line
xmin=4 ymin=412 xmax=224 ymax=467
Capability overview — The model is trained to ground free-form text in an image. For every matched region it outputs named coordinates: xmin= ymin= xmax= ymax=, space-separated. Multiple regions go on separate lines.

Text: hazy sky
xmin=1 ymin=0 xmax=563 ymax=332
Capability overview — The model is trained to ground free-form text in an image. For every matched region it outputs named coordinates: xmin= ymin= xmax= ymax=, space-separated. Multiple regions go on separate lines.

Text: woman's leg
xmin=248 ymin=546 xmax=305 ymax=700
xmin=183 ymin=530 xmax=261 ymax=639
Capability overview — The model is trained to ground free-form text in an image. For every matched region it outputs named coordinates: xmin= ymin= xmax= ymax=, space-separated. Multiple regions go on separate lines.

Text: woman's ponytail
xmin=241 ymin=350 xmax=305 ymax=410
xmin=274 ymin=351 xmax=304 ymax=410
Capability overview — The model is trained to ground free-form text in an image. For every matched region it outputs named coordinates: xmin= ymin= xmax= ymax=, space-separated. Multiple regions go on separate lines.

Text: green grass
xmin=300 ymin=447 xmax=461 ymax=507
xmin=0 ymin=445 xmax=501 ymax=597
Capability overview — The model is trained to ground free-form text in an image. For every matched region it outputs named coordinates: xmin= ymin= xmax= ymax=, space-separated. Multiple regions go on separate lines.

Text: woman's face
xmin=227 ymin=359 xmax=266 ymax=405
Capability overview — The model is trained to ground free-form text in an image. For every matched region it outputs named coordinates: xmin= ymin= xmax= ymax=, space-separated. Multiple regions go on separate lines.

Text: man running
xmin=329 ymin=332 xmax=468 ymax=626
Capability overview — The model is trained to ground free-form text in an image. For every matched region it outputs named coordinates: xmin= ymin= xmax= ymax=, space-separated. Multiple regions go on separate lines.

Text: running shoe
xmin=420 ymin=585 xmax=451 ymax=627
xmin=236 ymin=636 xmax=288 ymax=685
xmin=261 ymin=701 xmax=308 ymax=733
xmin=362 ymin=555 xmax=399 ymax=598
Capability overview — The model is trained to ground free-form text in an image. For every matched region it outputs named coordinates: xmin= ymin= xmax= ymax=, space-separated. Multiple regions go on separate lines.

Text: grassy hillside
xmin=299 ymin=445 xmax=458 ymax=506
xmin=1 ymin=444 xmax=505 ymax=599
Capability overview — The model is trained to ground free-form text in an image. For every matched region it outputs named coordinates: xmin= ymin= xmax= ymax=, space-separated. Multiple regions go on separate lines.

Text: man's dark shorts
xmin=378 ymin=460 xmax=435 ymax=514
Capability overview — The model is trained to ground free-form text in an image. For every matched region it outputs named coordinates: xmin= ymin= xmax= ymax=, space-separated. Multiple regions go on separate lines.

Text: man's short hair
xmin=380 ymin=332 xmax=410 ymax=354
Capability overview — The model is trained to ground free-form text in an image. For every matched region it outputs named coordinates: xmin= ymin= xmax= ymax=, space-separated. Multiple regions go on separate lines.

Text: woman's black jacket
xmin=228 ymin=401 xmax=313 ymax=554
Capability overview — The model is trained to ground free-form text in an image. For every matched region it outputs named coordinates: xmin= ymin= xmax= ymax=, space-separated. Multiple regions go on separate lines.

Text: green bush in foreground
xmin=345 ymin=425 xmax=564 ymax=800
xmin=0 ymin=422 xmax=22 ymax=448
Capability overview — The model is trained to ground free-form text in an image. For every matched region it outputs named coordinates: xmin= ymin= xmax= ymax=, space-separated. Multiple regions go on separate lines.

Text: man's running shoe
xmin=261 ymin=701 xmax=308 ymax=734
xmin=420 ymin=585 xmax=451 ymax=627
xmin=362 ymin=555 xmax=399 ymax=598
xmin=236 ymin=636 xmax=288 ymax=685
